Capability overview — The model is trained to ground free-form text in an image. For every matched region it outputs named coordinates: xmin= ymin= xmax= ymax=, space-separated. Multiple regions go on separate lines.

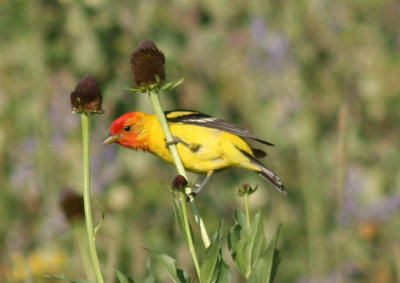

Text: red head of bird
xmin=103 ymin=111 xmax=150 ymax=150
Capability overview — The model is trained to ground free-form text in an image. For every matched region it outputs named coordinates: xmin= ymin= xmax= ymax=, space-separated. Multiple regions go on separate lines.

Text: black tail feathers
xmin=239 ymin=149 xmax=286 ymax=194
xmin=257 ymin=169 xmax=286 ymax=194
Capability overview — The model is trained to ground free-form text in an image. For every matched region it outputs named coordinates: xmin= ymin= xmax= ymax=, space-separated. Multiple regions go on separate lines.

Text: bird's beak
xmin=102 ymin=133 xmax=120 ymax=146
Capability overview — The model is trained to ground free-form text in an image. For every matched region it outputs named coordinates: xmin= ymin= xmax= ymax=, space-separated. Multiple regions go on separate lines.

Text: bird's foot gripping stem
xmin=166 ymin=136 xmax=189 ymax=148
xmin=183 ymin=171 xmax=215 ymax=201
xmin=165 ymin=137 xmax=201 ymax=153
xmin=192 ymin=171 xmax=214 ymax=194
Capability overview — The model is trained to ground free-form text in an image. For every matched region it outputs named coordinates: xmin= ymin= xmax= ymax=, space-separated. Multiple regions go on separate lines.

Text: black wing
xmin=165 ymin=110 xmax=274 ymax=146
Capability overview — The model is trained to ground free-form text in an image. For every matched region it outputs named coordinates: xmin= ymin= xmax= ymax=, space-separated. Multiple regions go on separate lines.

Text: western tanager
xmin=103 ymin=110 xmax=285 ymax=193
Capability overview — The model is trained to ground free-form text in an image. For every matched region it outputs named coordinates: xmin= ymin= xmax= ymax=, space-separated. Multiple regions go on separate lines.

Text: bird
xmin=103 ymin=110 xmax=285 ymax=193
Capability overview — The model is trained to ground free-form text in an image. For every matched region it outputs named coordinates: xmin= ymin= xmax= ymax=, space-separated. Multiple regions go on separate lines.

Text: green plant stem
xmin=148 ymin=89 xmax=202 ymax=279
xmin=244 ymin=194 xmax=251 ymax=228
xmin=189 ymin=200 xmax=210 ymax=249
xmin=81 ymin=113 xmax=104 ymax=283
xmin=147 ymin=90 xmax=210 ymax=248
xmin=73 ymin=225 xmax=95 ymax=282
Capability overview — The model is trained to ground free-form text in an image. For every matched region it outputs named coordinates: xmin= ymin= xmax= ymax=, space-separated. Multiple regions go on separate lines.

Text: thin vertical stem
xmin=244 ymin=194 xmax=251 ymax=228
xmin=81 ymin=113 xmax=104 ymax=283
xmin=73 ymin=225 xmax=95 ymax=282
xmin=148 ymin=90 xmax=202 ymax=279
xmin=147 ymin=90 xmax=186 ymax=173
xmin=147 ymin=90 xmax=210 ymax=247
xmin=179 ymin=191 xmax=201 ymax=279
xmin=334 ymin=103 xmax=348 ymax=282
xmin=335 ymin=104 xmax=347 ymax=222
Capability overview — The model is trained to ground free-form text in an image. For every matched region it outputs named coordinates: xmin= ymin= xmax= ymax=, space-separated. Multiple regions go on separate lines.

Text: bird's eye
xmin=124 ymin=125 xmax=131 ymax=132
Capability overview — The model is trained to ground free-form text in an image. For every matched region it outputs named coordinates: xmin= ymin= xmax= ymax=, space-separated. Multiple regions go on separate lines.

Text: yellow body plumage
xmin=104 ymin=110 xmax=285 ymax=193
xmin=147 ymin=114 xmax=259 ymax=173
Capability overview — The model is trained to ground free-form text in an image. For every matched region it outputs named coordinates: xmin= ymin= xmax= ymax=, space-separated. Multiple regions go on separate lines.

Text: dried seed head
xmin=70 ymin=75 xmax=104 ymax=114
xmin=137 ymin=39 xmax=157 ymax=50
xmin=172 ymin=175 xmax=188 ymax=191
xmin=130 ymin=40 xmax=166 ymax=87
xmin=60 ymin=189 xmax=85 ymax=223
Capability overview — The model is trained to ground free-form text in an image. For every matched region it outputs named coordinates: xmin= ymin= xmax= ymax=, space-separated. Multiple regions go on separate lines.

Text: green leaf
xmin=115 ymin=269 xmax=135 ymax=283
xmin=235 ymin=210 xmax=266 ymax=278
xmin=176 ymin=269 xmax=191 ymax=283
xmin=149 ymin=250 xmax=191 ymax=283
xmin=248 ymin=254 xmax=269 ymax=283
xmin=227 ymin=224 xmax=240 ymax=259
xmin=227 ymin=209 xmax=247 ymax=259
xmin=234 ymin=209 xmax=248 ymax=231
xmin=248 ymin=224 xmax=282 ymax=283
xmin=161 ymin=78 xmax=184 ymax=90
xmin=125 ymin=86 xmax=146 ymax=93
xmin=94 ymin=200 xmax=105 ymax=236
xmin=200 ymin=221 xmax=231 ymax=283
xmin=200 ymin=221 xmax=223 ymax=283
xmin=44 ymin=274 xmax=91 ymax=283
xmin=172 ymin=192 xmax=194 ymax=244
xmin=172 ymin=193 xmax=185 ymax=234
xmin=264 ymin=225 xmax=282 ymax=283
xmin=143 ymin=259 xmax=156 ymax=283
xmin=215 ymin=258 xmax=231 ymax=283
xmin=248 ymin=251 xmax=281 ymax=283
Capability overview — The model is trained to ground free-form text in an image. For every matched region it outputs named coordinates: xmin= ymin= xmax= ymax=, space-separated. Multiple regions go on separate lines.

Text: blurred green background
xmin=1 ymin=0 xmax=399 ymax=282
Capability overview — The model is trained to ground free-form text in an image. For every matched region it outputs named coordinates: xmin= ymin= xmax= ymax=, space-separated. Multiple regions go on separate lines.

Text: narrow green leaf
xmin=248 ymin=224 xmax=282 ymax=283
xmin=125 ymin=86 xmax=146 ymax=93
xmin=234 ymin=209 xmax=247 ymax=232
xmin=94 ymin=200 xmax=105 ymax=236
xmin=200 ymin=221 xmax=231 ymax=283
xmin=235 ymin=210 xmax=266 ymax=278
xmin=44 ymin=274 xmax=91 ymax=283
xmin=151 ymin=251 xmax=179 ymax=282
xmin=264 ymin=225 xmax=282 ymax=283
xmin=200 ymin=221 xmax=223 ymax=283
xmin=176 ymin=269 xmax=191 ymax=283
xmin=143 ymin=259 xmax=156 ymax=283
xmin=227 ymin=224 xmax=241 ymax=259
xmin=172 ymin=192 xmax=186 ymax=236
xmin=215 ymin=258 xmax=231 ymax=283
xmin=227 ymin=209 xmax=246 ymax=259
xmin=248 ymin=254 xmax=269 ymax=283
xmin=172 ymin=192 xmax=195 ymax=244
xmin=161 ymin=78 xmax=184 ymax=90
xmin=115 ymin=269 xmax=135 ymax=283
xmin=149 ymin=250 xmax=190 ymax=283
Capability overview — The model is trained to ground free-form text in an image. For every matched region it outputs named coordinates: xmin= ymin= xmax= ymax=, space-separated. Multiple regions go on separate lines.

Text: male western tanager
xmin=103 ymin=110 xmax=285 ymax=193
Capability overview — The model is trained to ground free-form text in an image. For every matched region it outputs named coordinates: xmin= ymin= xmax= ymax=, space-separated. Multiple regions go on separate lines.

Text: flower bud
xmin=238 ymin=183 xmax=258 ymax=196
xmin=172 ymin=175 xmax=188 ymax=191
xmin=130 ymin=40 xmax=166 ymax=87
xmin=70 ymin=75 xmax=104 ymax=114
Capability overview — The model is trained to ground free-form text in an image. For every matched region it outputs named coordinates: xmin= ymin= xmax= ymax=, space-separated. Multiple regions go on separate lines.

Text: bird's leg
xmin=193 ymin=171 xmax=214 ymax=194
xmin=166 ymin=136 xmax=190 ymax=148
xmin=166 ymin=137 xmax=201 ymax=153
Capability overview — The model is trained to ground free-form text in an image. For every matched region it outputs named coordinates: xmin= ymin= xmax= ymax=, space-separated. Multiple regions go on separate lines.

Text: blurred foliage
xmin=0 ymin=0 xmax=399 ymax=282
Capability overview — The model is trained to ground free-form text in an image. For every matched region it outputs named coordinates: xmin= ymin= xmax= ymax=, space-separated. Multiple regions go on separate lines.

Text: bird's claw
xmin=165 ymin=137 xmax=200 ymax=152
xmin=185 ymin=191 xmax=197 ymax=202
xmin=192 ymin=183 xmax=202 ymax=194
xmin=165 ymin=137 xmax=189 ymax=148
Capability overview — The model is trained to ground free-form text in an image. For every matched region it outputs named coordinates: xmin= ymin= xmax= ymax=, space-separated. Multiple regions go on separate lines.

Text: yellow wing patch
xmin=165 ymin=111 xmax=198 ymax=119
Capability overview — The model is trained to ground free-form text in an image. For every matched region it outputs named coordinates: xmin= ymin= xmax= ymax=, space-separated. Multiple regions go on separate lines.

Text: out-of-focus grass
xmin=0 ymin=0 xmax=399 ymax=282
